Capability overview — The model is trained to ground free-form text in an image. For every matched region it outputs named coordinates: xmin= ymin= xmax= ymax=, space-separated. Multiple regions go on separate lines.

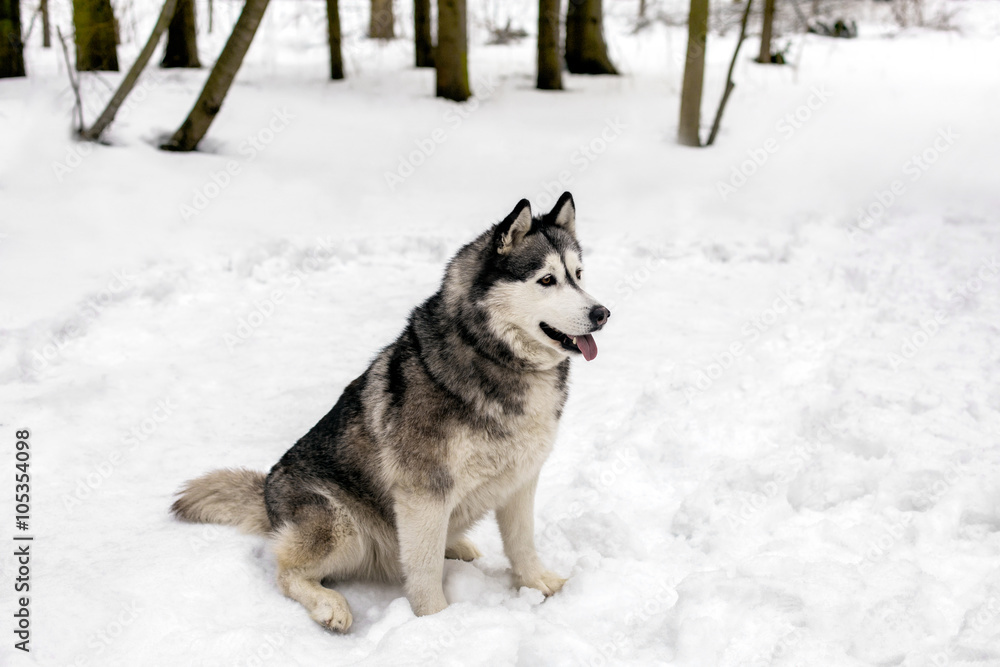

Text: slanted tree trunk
xmin=537 ymin=0 xmax=562 ymax=89
xmin=565 ymin=0 xmax=616 ymax=74
xmin=161 ymin=0 xmax=200 ymax=67
xmin=435 ymin=0 xmax=468 ymax=101
xmin=326 ymin=0 xmax=343 ymax=79
xmin=83 ymin=0 xmax=179 ymax=140
xmin=678 ymin=0 xmax=707 ymax=146
xmin=160 ymin=0 xmax=271 ymax=152
xmin=73 ymin=0 xmax=119 ymax=71
xmin=41 ymin=0 xmax=50 ymax=47
xmin=414 ymin=0 xmax=433 ymax=67
xmin=368 ymin=0 xmax=394 ymax=39
xmin=757 ymin=0 xmax=774 ymax=63
xmin=0 ymin=0 xmax=26 ymax=77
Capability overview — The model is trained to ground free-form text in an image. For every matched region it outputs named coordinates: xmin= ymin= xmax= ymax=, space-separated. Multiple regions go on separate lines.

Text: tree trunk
xmin=537 ymin=0 xmax=562 ymax=89
xmin=162 ymin=0 xmax=200 ymax=67
xmin=327 ymin=0 xmax=343 ymax=79
xmin=414 ymin=0 xmax=433 ymax=67
xmin=435 ymin=0 xmax=468 ymax=101
xmin=0 ymin=0 xmax=26 ymax=77
xmin=41 ymin=0 xmax=50 ymax=47
xmin=160 ymin=0 xmax=271 ymax=152
xmin=73 ymin=0 xmax=119 ymax=71
xmin=565 ymin=0 xmax=616 ymax=75
xmin=368 ymin=0 xmax=394 ymax=39
xmin=757 ymin=0 xmax=774 ymax=63
xmin=84 ymin=0 xmax=179 ymax=140
xmin=678 ymin=0 xmax=707 ymax=146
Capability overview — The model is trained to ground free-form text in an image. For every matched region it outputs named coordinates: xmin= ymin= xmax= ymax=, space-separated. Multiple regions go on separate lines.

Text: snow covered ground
xmin=2 ymin=0 xmax=1000 ymax=665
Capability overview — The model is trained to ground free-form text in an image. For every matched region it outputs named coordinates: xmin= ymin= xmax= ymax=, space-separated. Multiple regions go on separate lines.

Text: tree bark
xmin=414 ymin=0 xmax=433 ymax=67
xmin=0 ymin=0 xmax=26 ymax=77
xmin=162 ymin=0 xmax=200 ymax=68
xmin=73 ymin=0 xmax=119 ymax=71
xmin=41 ymin=0 xmax=50 ymax=47
xmin=565 ymin=0 xmax=616 ymax=75
xmin=435 ymin=0 xmax=468 ymax=101
xmin=757 ymin=0 xmax=774 ymax=63
xmin=537 ymin=0 xmax=562 ymax=89
xmin=678 ymin=0 xmax=707 ymax=146
xmin=368 ymin=0 xmax=394 ymax=39
xmin=84 ymin=0 xmax=179 ymax=140
xmin=327 ymin=0 xmax=343 ymax=79
xmin=160 ymin=0 xmax=271 ymax=152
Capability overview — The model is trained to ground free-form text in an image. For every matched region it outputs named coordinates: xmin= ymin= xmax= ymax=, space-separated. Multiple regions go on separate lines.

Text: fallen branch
xmin=706 ymin=0 xmax=752 ymax=147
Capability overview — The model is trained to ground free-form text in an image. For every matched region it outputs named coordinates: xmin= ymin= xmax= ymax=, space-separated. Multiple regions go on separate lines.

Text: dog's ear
xmin=495 ymin=199 xmax=533 ymax=256
xmin=546 ymin=192 xmax=576 ymax=237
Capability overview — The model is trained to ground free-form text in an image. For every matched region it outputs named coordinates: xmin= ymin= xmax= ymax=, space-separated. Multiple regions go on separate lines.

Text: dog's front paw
xmin=445 ymin=537 xmax=483 ymax=562
xmin=309 ymin=592 xmax=353 ymax=632
xmin=518 ymin=570 xmax=567 ymax=597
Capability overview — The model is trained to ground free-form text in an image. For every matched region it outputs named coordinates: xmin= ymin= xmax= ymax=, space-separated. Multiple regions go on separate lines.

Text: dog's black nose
xmin=590 ymin=306 xmax=610 ymax=328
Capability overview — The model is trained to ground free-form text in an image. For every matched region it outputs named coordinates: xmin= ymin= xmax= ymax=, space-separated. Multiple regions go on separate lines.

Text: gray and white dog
xmin=172 ymin=192 xmax=610 ymax=631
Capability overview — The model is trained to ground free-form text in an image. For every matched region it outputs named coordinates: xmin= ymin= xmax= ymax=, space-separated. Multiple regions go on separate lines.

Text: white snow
xmin=2 ymin=0 xmax=1000 ymax=665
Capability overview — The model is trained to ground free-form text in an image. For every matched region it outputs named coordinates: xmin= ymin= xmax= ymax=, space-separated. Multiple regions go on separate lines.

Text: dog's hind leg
xmin=445 ymin=536 xmax=482 ymax=561
xmin=273 ymin=504 xmax=362 ymax=632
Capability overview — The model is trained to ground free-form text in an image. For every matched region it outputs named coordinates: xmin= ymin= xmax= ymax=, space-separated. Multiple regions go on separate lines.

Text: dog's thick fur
xmin=172 ymin=193 xmax=609 ymax=631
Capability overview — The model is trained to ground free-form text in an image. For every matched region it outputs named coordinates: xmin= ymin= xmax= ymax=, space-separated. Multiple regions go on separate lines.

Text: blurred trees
xmin=161 ymin=0 xmax=200 ymax=68
xmin=565 ymin=0 xmax=616 ymax=74
xmin=415 ymin=0 xmax=434 ymax=67
xmin=369 ymin=0 xmax=394 ymax=39
xmin=0 ymin=0 xmax=26 ymax=78
xmin=73 ymin=0 xmax=120 ymax=71
xmin=537 ymin=0 xmax=562 ymax=89
xmin=678 ymin=0 xmax=707 ymax=146
xmin=436 ymin=0 xmax=469 ymax=101
xmin=328 ymin=0 xmax=343 ymax=79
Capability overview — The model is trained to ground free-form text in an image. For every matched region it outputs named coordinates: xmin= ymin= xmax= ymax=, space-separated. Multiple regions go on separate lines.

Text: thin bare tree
xmin=369 ymin=0 xmax=394 ymax=39
xmin=162 ymin=0 xmax=200 ymax=68
xmin=436 ymin=0 xmax=469 ymax=101
xmin=1 ymin=0 xmax=26 ymax=78
xmin=678 ymin=0 xmax=708 ymax=146
xmin=327 ymin=0 xmax=343 ymax=78
xmin=537 ymin=0 xmax=562 ymax=89
xmin=565 ymin=0 xmax=616 ymax=74
xmin=73 ymin=0 xmax=119 ymax=71
xmin=757 ymin=0 xmax=774 ymax=63
xmin=414 ymin=0 xmax=433 ymax=67
xmin=161 ymin=0 xmax=272 ymax=151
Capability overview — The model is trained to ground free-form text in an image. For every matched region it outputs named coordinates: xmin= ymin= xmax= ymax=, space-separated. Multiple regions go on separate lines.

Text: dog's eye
xmin=538 ymin=275 xmax=555 ymax=286
xmin=575 ymin=268 xmax=582 ymax=280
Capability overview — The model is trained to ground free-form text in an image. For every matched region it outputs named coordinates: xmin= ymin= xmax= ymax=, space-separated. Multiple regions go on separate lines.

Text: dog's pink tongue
xmin=576 ymin=334 xmax=598 ymax=361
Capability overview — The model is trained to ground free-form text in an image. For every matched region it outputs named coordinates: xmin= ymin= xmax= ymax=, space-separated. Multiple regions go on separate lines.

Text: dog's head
xmin=450 ymin=193 xmax=610 ymax=368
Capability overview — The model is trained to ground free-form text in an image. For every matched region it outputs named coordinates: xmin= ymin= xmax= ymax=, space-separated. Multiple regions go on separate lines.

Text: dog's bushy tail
xmin=171 ymin=468 xmax=271 ymax=536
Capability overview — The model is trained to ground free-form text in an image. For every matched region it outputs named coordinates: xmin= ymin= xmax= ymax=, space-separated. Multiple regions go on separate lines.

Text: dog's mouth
xmin=539 ymin=322 xmax=598 ymax=361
